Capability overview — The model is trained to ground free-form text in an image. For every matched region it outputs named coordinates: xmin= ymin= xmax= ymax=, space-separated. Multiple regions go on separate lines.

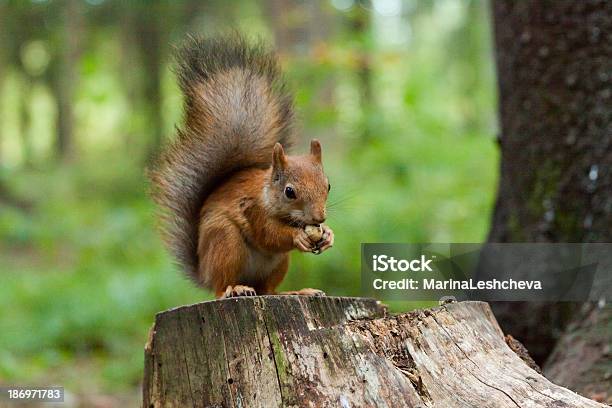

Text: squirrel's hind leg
xmin=257 ymin=255 xmax=325 ymax=296
xmin=198 ymin=222 xmax=255 ymax=299
xmin=219 ymin=285 xmax=257 ymax=298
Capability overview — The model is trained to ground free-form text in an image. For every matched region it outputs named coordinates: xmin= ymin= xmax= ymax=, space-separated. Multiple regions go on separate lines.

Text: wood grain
xmin=143 ymin=297 xmax=605 ymax=407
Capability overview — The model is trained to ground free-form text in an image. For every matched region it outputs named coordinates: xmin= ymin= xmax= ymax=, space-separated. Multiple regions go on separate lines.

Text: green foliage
xmin=0 ymin=0 xmax=497 ymax=396
xmin=0 ymin=161 xmax=205 ymax=392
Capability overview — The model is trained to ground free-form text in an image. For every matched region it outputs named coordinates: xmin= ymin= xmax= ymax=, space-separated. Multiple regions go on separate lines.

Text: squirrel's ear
xmin=310 ymin=139 xmax=322 ymax=163
xmin=272 ymin=143 xmax=287 ymax=171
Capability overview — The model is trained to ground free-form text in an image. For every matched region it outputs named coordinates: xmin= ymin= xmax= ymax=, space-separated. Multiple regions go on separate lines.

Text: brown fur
xmin=150 ymin=35 xmax=333 ymax=297
xmin=198 ymin=143 xmax=330 ymax=295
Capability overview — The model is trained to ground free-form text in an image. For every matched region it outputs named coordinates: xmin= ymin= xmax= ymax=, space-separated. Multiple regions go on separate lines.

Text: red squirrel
xmin=150 ymin=35 xmax=334 ymax=299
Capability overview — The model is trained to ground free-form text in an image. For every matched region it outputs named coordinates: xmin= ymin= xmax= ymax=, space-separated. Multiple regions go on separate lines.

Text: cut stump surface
xmin=143 ymin=297 xmax=605 ymax=408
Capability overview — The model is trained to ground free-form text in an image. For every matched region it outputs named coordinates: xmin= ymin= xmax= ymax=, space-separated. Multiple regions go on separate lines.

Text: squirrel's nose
xmin=311 ymin=208 xmax=326 ymax=225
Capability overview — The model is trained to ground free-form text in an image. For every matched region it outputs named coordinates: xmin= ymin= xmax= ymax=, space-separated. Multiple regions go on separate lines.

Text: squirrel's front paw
xmin=316 ymin=224 xmax=334 ymax=253
xmin=293 ymin=229 xmax=315 ymax=252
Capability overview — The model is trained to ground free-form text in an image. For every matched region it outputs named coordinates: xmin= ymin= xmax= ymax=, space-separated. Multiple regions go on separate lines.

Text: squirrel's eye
xmin=284 ymin=186 xmax=296 ymax=199
xmin=328 ymin=183 xmax=331 ymax=192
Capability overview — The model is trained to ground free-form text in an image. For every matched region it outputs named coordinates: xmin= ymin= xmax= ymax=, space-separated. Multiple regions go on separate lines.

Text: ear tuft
xmin=272 ymin=143 xmax=287 ymax=170
xmin=310 ymin=139 xmax=322 ymax=162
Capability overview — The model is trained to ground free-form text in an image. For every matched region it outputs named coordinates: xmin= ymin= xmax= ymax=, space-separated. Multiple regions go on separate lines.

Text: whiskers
xmin=326 ymin=187 xmax=359 ymax=215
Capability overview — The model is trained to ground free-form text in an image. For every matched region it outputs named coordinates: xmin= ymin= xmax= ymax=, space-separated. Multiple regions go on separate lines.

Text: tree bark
xmin=487 ymin=0 xmax=612 ymax=365
xmin=142 ymin=297 xmax=604 ymax=407
xmin=544 ymin=302 xmax=612 ymax=404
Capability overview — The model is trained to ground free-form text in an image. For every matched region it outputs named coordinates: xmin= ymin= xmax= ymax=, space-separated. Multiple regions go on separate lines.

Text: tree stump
xmin=142 ymin=297 xmax=605 ymax=407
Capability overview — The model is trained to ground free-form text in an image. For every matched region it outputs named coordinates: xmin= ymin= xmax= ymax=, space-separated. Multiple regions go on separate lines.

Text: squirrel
xmin=150 ymin=35 xmax=334 ymax=299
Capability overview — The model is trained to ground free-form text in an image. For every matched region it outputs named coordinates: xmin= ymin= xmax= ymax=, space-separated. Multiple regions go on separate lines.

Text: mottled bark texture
xmin=142 ymin=297 xmax=605 ymax=407
xmin=491 ymin=0 xmax=611 ymax=242
xmin=544 ymin=302 xmax=612 ymax=404
xmin=487 ymin=0 xmax=612 ymax=382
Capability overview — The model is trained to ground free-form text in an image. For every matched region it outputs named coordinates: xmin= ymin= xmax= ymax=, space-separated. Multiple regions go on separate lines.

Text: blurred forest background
xmin=0 ymin=0 xmax=497 ymax=404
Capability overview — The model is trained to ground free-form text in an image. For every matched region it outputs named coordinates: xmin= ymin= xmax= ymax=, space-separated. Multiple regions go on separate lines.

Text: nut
xmin=304 ymin=224 xmax=323 ymax=243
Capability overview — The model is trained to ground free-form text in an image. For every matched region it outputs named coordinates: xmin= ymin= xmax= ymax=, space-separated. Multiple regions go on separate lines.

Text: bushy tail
xmin=150 ymin=34 xmax=294 ymax=282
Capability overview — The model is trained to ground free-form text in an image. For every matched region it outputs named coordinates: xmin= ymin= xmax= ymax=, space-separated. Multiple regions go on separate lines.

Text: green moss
xmin=528 ymin=159 xmax=562 ymax=218
xmin=507 ymin=210 xmax=525 ymax=241
xmin=553 ymin=211 xmax=581 ymax=240
xmin=269 ymin=331 xmax=288 ymax=384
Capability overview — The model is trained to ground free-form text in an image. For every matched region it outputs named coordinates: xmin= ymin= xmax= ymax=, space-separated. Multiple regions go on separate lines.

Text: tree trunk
xmin=52 ymin=0 xmax=83 ymax=161
xmin=0 ymin=2 xmax=4 ymax=159
xmin=348 ymin=4 xmax=373 ymax=142
xmin=487 ymin=0 xmax=612 ymax=365
xmin=264 ymin=0 xmax=309 ymax=56
xmin=133 ymin=2 xmax=165 ymax=162
xmin=142 ymin=297 xmax=604 ymax=407
xmin=544 ymin=303 xmax=612 ymax=404
xmin=19 ymin=77 xmax=33 ymax=167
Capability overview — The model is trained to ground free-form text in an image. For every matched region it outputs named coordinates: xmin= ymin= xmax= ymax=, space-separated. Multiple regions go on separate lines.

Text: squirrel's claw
xmin=294 ymin=230 xmax=315 ymax=252
xmin=317 ymin=224 xmax=334 ymax=253
xmin=221 ymin=285 xmax=257 ymax=298
xmin=281 ymin=288 xmax=326 ymax=296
